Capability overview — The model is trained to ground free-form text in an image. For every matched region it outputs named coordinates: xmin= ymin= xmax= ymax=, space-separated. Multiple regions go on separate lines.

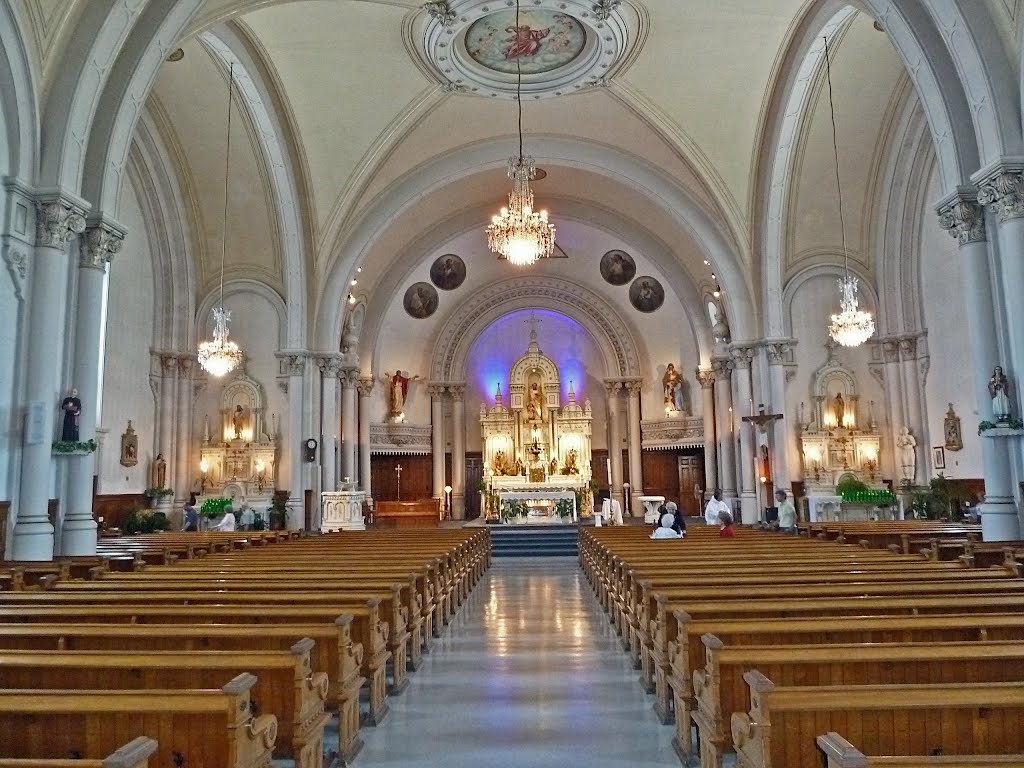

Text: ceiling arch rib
xmin=0 ymin=1 xmax=38 ymax=181
xmin=197 ymin=26 xmax=310 ymax=350
xmin=317 ymin=135 xmax=749 ymax=353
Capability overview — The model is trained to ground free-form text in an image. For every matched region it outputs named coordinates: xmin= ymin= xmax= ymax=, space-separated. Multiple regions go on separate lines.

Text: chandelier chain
xmin=516 ymin=0 xmax=523 ymax=161
xmin=220 ymin=62 xmax=234 ymax=309
xmin=824 ymin=37 xmax=850 ymax=277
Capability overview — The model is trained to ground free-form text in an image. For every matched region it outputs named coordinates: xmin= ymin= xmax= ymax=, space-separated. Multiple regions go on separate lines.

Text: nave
xmin=357 ymin=557 xmax=677 ymax=768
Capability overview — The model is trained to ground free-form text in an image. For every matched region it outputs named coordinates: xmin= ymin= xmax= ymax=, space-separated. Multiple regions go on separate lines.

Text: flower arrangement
xmin=52 ymin=439 xmax=97 ymax=454
xmin=144 ymin=487 xmax=174 ymax=499
xmin=554 ymin=498 xmax=574 ymax=518
xmin=121 ymin=507 xmax=171 ymax=535
xmin=200 ymin=496 xmax=233 ymax=519
xmin=501 ymin=499 xmax=529 ymax=522
xmin=979 ymin=419 xmax=1023 ymax=434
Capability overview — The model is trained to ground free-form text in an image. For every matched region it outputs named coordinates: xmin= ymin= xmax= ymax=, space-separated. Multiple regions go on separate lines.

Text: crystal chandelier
xmin=822 ymin=37 xmax=875 ymax=348
xmin=486 ymin=0 xmax=555 ymax=266
xmin=198 ymin=62 xmax=244 ymax=377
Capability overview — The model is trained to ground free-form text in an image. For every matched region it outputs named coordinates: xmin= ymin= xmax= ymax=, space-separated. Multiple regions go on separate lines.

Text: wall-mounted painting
xmin=404 ymin=282 xmax=440 ymax=319
xmin=629 ymin=276 xmax=665 ymax=313
xmin=430 ymin=254 xmax=467 ymax=291
xmin=600 ymin=249 xmax=636 ymax=286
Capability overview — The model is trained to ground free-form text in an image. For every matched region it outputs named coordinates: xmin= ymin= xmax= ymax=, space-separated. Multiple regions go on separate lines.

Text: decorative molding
xmin=603 ymin=381 xmax=623 ymax=398
xmin=357 ymin=376 xmax=374 ymax=398
xmin=937 ymin=191 xmax=986 ymax=244
xmin=276 ymin=350 xmax=309 ymax=377
xmin=422 ymin=1 xmax=457 ymax=26
xmin=36 ymin=199 xmax=87 ymax=250
xmin=2 ymin=247 xmax=26 ymax=301
xmin=316 ymin=354 xmax=343 ymax=378
xmin=977 ymin=169 xmax=1024 ymax=223
xmin=593 ymin=0 xmax=622 ymax=21
xmin=729 ymin=344 xmax=755 ymax=369
xmin=624 ymin=380 xmax=643 ymax=397
xmin=640 ymin=417 xmax=704 ymax=451
xmin=370 ymin=422 xmax=432 ymax=454
xmin=710 ymin=357 xmax=734 ymax=378
xmin=80 ymin=222 xmax=124 ymax=270
xmin=761 ymin=339 xmax=796 ymax=366
xmin=447 ymin=383 xmax=466 ymax=401
xmin=695 ymin=368 xmax=715 ymax=389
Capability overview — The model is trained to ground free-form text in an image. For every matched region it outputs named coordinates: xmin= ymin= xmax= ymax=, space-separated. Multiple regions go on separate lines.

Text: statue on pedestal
xmin=526 ymin=382 xmax=543 ymax=421
xmin=989 ymin=366 xmax=1011 ymax=422
xmin=896 ymin=427 xmax=917 ymax=483
xmin=60 ymin=388 xmax=82 ymax=441
xmin=833 ymin=392 xmax=845 ymax=426
xmin=150 ymin=453 xmax=168 ymax=489
xmin=662 ymin=364 xmax=683 ymax=411
xmin=383 ymin=371 xmax=419 ymax=417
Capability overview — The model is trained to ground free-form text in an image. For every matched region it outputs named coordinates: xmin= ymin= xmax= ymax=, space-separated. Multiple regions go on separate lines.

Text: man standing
xmin=776 ymin=489 xmax=798 ymax=534
xmin=704 ymin=489 xmax=730 ymax=526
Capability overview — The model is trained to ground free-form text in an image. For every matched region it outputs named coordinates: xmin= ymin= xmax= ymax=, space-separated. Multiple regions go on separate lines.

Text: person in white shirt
xmin=775 ymin=489 xmax=798 ymax=533
xmin=704 ymin=489 xmax=730 ymax=526
xmin=651 ymin=512 xmax=682 ymax=539
xmin=212 ymin=508 xmax=236 ymax=532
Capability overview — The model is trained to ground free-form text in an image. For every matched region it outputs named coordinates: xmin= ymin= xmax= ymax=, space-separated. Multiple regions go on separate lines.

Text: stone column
xmin=879 ymin=339 xmax=904 ymax=479
xmin=340 ymin=368 xmax=358 ymax=484
xmin=899 ymin=336 xmax=926 ymax=484
xmin=730 ymin=344 xmax=757 ymax=522
xmin=624 ymin=379 xmax=644 ymax=516
xmin=604 ymin=381 xmax=624 ymax=510
xmin=63 ymin=222 xmax=123 ymax=556
xmin=939 ymin=192 xmax=1019 ymax=540
xmin=978 ymin=168 xmax=1024 ymax=409
xmin=696 ymin=368 xmax=717 ymax=493
xmin=174 ymin=356 xmax=194 ymax=507
xmin=429 ymin=385 xmax=446 ymax=502
xmin=317 ymin=355 xmax=340 ymax=495
xmin=13 ymin=198 xmax=86 ymax=560
xmin=357 ymin=377 xmax=374 ymax=501
xmin=278 ymin=351 xmax=308 ymax=529
xmin=764 ymin=341 xmax=794 ymax=494
xmin=711 ymin=357 xmax=736 ymax=499
xmin=450 ymin=384 xmax=466 ymax=520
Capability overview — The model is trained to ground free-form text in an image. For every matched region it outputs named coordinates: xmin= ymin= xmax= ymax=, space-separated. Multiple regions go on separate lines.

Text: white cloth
xmin=212 ymin=512 xmax=236 ymax=532
xmin=651 ymin=527 xmax=681 ymax=539
xmin=704 ymin=498 xmax=730 ymax=526
xmin=609 ymin=498 xmax=623 ymax=526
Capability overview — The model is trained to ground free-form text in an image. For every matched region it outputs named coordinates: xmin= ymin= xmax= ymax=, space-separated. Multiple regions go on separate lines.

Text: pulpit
xmin=321 ymin=490 xmax=367 ymax=531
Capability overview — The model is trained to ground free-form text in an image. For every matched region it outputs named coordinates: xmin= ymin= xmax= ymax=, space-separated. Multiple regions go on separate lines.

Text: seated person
xmin=668 ymin=501 xmax=686 ymax=536
xmin=718 ymin=510 xmax=735 ymax=538
xmin=212 ymin=506 xmax=236 ymax=532
xmin=651 ymin=512 xmax=683 ymax=539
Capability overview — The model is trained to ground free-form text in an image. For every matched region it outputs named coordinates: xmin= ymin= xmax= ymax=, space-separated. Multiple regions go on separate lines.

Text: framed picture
xmin=430 ymin=254 xmax=466 ymax=291
xmin=932 ymin=446 xmax=946 ymax=470
xmin=403 ymin=282 xmax=439 ymax=319
xmin=600 ymin=249 xmax=636 ymax=286
xmin=628 ymin=276 xmax=665 ymax=313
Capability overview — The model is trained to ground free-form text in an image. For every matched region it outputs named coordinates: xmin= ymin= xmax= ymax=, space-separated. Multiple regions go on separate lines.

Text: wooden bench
xmin=691 ymin=638 xmax=1024 ymax=768
xmin=0 ymin=673 xmax=276 ymax=768
xmin=817 ymin=732 xmax=1024 ymax=768
xmin=730 ymin=672 xmax=1024 ymax=768
xmin=0 ymin=643 xmax=328 ymax=768
xmin=0 ymin=737 xmax=157 ymax=768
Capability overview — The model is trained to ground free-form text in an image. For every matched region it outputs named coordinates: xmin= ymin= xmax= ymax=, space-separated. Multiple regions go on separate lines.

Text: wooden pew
xmin=817 ymin=732 xmax=1024 ymax=768
xmin=691 ymin=637 xmax=1024 ymax=768
xmin=730 ymin=672 xmax=1024 ymax=768
xmin=0 ymin=737 xmax=157 ymax=768
xmin=0 ymin=673 xmax=276 ymax=768
xmin=0 ymin=620 xmax=364 ymax=764
xmin=0 ymin=643 xmax=328 ymax=768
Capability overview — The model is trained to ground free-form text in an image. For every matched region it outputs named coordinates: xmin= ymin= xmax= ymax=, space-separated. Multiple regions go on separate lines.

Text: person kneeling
xmin=651 ymin=512 xmax=682 ymax=539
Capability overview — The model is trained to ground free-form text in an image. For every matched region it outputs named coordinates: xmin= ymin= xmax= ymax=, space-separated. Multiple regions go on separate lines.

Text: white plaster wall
xmin=98 ymin=179 xmax=156 ymax=494
xmin=192 ymin=288 xmax=287 ymax=482
xmin=920 ymin=168 xmax=983 ymax=480
xmin=786 ymin=273 xmax=886 ymax=480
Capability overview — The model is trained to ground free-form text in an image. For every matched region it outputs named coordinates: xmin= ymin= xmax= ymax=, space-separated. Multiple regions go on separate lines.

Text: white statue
xmin=895 ymin=426 xmax=917 ymax=482
xmin=989 ymin=366 xmax=1011 ymax=422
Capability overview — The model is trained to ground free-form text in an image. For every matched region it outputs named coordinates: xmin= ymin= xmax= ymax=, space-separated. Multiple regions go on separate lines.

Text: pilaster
xmin=710 ymin=357 xmax=736 ymax=499
xmin=429 ymin=384 xmax=446 ymax=502
xmin=696 ymin=367 xmax=717 ymax=494
xmin=624 ymin=379 xmax=643 ymax=515
xmin=276 ymin=349 xmax=310 ymax=528
xmin=729 ymin=344 xmax=757 ymax=522
xmin=604 ymin=380 xmax=625 ymax=510
xmin=449 ymin=383 xmax=466 ymax=520
xmin=357 ymin=376 xmax=374 ymax=501
xmin=340 ymin=367 xmax=359 ymax=484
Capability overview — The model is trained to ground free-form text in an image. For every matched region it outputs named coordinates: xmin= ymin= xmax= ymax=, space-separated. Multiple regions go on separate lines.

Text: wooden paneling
xmin=371 ymin=455 xmax=433 ymax=502
xmin=641 ymin=449 xmax=705 ymax=516
xmin=94 ymin=494 xmax=147 ymax=531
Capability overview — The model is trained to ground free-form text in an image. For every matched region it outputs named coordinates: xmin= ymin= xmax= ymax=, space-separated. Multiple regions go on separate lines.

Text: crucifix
xmin=395 ymin=463 xmax=403 ymax=501
xmin=524 ymin=310 xmax=542 ymax=342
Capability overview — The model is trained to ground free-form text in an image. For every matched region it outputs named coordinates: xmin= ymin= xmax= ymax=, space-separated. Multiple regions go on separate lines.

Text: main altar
xmin=480 ymin=327 xmax=594 ymax=522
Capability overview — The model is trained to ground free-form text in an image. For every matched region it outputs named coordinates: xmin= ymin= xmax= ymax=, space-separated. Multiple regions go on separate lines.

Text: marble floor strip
xmin=355 ymin=556 xmax=679 ymax=767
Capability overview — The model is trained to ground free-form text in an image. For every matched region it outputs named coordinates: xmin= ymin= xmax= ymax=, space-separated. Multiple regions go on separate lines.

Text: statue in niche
xmin=526 ymin=382 xmax=543 ymax=421
xmin=60 ymin=388 xmax=82 ymax=442
xmin=662 ymin=364 xmax=683 ymax=411
xmin=232 ymin=405 xmax=249 ymax=440
xmin=896 ymin=427 xmax=917 ymax=483
xmin=383 ymin=371 xmax=419 ymax=417
xmin=150 ymin=453 xmax=168 ymax=490
xmin=563 ymin=448 xmax=579 ymax=475
xmin=549 ymin=457 xmax=559 ymax=475
xmin=832 ymin=392 xmax=846 ymax=426
xmin=989 ymin=366 xmax=1011 ymax=422
xmin=493 ymin=451 xmax=509 ymax=476
xmin=119 ymin=420 xmax=138 ymax=467
xmin=944 ymin=403 xmax=963 ymax=451
xmin=514 ymin=458 xmax=525 ymax=476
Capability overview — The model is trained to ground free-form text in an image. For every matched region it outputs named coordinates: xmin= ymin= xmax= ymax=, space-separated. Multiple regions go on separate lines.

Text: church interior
xmin=3 ymin=0 xmax=1024 ymax=766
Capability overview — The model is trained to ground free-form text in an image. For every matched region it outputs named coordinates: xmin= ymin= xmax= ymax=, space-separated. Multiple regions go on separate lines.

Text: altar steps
xmin=489 ymin=525 xmax=579 ymax=557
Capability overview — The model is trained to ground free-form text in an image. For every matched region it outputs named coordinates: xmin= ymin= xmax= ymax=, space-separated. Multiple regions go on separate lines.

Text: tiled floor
xmin=356 ymin=557 xmax=679 ymax=767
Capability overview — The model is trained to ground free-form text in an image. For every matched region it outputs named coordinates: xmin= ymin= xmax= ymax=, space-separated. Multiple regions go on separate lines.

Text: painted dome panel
xmin=465 ymin=10 xmax=587 ymax=76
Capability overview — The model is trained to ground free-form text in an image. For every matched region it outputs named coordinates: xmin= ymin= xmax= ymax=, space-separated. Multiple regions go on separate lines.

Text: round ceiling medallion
xmin=419 ymin=0 xmax=634 ymax=99
xmin=465 ymin=10 xmax=587 ymax=75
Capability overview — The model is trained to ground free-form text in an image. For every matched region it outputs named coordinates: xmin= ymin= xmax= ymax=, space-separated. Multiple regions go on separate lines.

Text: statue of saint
xmin=382 ymin=371 xmax=419 ymax=417
xmin=526 ymin=382 xmax=543 ymax=421
xmin=989 ymin=366 xmax=1011 ymax=422
xmin=232 ymin=405 xmax=247 ymax=440
xmin=833 ymin=392 xmax=845 ymax=426
xmin=60 ymin=388 xmax=82 ymax=442
xmin=662 ymin=364 xmax=683 ymax=410
xmin=549 ymin=457 xmax=558 ymax=475
xmin=564 ymin=448 xmax=579 ymax=474
xmin=493 ymin=451 xmax=508 ymax=476
xmin=151 ymin=453 xmax=168 ymax=490
xmin=514 ymin=457 xmax=525 ymax=476
xmin=896 ymin=427 xmax=917 ymax=483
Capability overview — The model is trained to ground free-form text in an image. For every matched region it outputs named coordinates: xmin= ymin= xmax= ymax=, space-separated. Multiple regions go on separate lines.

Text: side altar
xmin=480 ymin=325 xmax=594 ymax=523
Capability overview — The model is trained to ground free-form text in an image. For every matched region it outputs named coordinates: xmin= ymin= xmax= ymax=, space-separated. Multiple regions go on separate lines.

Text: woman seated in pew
xmin=718 ymin=511 xmax=735 ymax=538
xmin=651 ymin=513 xmax=683 ymax=540
xmin=212 ymin=506 xmax=236 ymax=532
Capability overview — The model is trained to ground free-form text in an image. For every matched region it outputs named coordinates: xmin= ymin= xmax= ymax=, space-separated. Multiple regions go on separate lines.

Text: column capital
xmin=760 ymin=339 xmax=796 ymax=365
xmin=976 ymin=167 xmax=1024 ymax=223
xmin=177 ymin=356 xmax=195 ymax=375
xmin=276 ymin=349 xmax=310 ymax=376
xmin=316 ymin=353 xmax=343 ymax=377
xmin=80 ymin=221 xmax=124 ymax=270
xmin=36 ymin=197 xmax=86 ymax=250
xmin=603 ymin=380 xmax=624 ymax=398
xmin=427 ymin=384 xmax=447 ymax=398
xmin=340 ymin=367 xmax=361 ymax=388
xmin=729 ymin=343 xmax=755 ymax=369
xmin=623 ymin=379 xmax=643 ymax=397
xmin=447 ymin=383 xmax=466 ymax=401
xmin=711 ymin=356 xmax=734 ymax=377
xmin=695 ymin=367 xmax=715 ymax=389
xmin=357 ymin=376 xmax=374 ymax=397
xmin=937 ymin=188 xmax=986 ymax=244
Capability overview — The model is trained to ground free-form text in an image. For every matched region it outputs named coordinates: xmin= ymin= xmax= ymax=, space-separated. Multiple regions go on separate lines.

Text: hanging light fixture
xmin=198 ymin=62 xmax=244 ymax=377
xmin=486 ymin=0 xmax=556 ymax=266
xmin=823 ymin=37 xmax=875 ymax=348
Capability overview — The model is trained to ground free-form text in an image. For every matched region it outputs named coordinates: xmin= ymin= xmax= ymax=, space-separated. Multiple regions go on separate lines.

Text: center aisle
xmin=356 ymin=556 xmax=678 ymax=767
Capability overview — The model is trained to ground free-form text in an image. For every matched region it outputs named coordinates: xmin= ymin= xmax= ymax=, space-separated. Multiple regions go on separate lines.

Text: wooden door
xmin=465 ymin=453 xmax=483 ymax=520
xmin=678 ymin=455 xmax=704 ymax=516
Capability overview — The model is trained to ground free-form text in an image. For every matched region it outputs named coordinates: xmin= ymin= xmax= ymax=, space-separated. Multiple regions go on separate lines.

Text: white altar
xmin=321 ymin=490 xmax=367 ymax=531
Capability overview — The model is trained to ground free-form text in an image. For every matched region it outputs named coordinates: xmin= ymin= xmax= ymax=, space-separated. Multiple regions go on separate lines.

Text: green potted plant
xmin=267 ymin=493 xmax=289 ymax=530
xmin=555 ymin=497 xmax=574 ymax=519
